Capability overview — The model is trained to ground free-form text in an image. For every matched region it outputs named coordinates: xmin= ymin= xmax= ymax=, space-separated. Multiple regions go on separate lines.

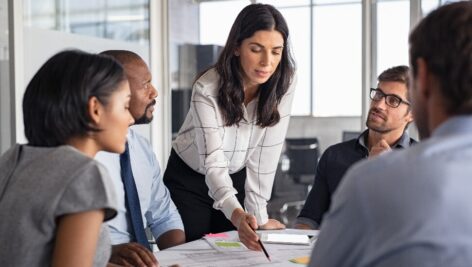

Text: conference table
xmin=154 ymin=228 xmax=319 ymax=267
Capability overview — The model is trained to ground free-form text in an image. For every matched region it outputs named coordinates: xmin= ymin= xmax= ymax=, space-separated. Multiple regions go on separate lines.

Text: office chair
xmin=279 ymin=138 xmax=320 ymax=216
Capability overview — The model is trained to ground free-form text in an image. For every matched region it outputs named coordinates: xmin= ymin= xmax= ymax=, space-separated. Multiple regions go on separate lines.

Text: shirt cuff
xmin=150 ymin=216 xmax=185 ymax=241
xmin=250 ymin=208 xmax=268 ymax=226
xmin=295 ymin=216 xmax=320 ymax=229
xmin=221 ymin=195 xmax=244 ymax=221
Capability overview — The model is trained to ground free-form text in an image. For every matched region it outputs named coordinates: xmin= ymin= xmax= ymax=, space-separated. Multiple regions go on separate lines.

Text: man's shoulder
xmin=128 ymin=128 xmax=153 ymax=150
xmin=323 ymin=139 xmax=359 ymax=157
xmin=128 ymin=128 xmax=160 ymax=166
xmin=48 ymin=146 xmax=99 ymax=171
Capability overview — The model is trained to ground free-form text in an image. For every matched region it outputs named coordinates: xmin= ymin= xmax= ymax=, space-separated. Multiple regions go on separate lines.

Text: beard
xmin=366 ymin=108 xmax=391 ymax=134
xmin=134 ymin=100 xmax=156 ymax=125
xmin=366 ymin=121 xmax=390 ymax=134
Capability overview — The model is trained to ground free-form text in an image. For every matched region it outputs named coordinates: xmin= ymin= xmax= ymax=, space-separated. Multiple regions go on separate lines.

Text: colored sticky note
xmin=205 ymin=233 xmax=230 ymax=238
xmin=215 ymin=241 xmax=242 ymax=248
xmin=289 ymin=256 xmax=310 ymax=264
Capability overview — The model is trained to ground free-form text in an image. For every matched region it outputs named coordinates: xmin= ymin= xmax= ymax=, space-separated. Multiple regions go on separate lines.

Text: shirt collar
xmin=357 ymin=130 xmax=369 ymax=150
xmin=356 ymin=129 xmax=413 ymax=149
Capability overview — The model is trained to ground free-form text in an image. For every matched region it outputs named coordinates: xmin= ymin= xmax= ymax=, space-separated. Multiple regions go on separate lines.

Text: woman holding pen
xmin=164 ymin=3 xmax=296 ymax=251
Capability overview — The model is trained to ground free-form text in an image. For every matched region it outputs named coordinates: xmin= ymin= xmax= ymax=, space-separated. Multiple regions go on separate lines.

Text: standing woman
xmin=0 ymin=50 xmax=134 ymax=267
xmin=164 ymin=3 xmax=296 ymax=250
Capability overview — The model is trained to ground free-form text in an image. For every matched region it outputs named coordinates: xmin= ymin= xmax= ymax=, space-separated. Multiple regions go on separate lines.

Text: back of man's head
xmin=409 ymin=1 xmax=472 ymax=115
xmin=100 ymin=50 xmax=143 ymax=66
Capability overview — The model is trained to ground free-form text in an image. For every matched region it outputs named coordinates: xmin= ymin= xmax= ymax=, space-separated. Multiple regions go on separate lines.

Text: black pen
xmin=256 ymin=232 xmax=271 ymax=262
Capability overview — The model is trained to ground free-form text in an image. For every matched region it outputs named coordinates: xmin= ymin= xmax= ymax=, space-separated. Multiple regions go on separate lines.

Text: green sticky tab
xmin=215 ymin=241 xmax=242 ymax=248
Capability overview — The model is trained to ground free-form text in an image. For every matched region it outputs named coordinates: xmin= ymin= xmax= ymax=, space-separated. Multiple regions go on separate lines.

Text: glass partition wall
xmin=23 ymin=0 xmax=150 ymax=43
xmin=0 ymin=0 xmax=11 ymax=154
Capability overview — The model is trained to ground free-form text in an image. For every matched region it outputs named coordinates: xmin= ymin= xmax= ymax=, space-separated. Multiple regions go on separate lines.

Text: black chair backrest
xmin=285 ymin=138 xmax=320 ymax=176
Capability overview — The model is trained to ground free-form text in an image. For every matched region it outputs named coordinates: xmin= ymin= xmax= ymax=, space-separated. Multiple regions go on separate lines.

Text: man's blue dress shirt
xmin=96 ymin=127 xmax=184 ymax=245
xmin=310 ymin=116 xmax=472 ymax=267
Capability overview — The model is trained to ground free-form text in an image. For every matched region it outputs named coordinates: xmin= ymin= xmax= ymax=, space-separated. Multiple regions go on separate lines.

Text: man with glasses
xmin=295 ymin=65 xmax=416 ymax=230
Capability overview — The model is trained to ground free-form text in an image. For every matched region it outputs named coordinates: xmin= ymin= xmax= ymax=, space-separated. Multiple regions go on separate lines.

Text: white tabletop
xmin=154 ymin=229 xmax=319 ymax=267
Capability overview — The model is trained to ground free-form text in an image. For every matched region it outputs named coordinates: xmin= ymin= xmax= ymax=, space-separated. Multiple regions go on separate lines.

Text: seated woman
xmin=0 ymin=50 xmax=134 ymax=267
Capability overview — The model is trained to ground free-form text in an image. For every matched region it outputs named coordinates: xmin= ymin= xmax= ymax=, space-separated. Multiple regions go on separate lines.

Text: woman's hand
xmin=259 ymin=219 xmax=286 ymax=230
xmin=231 ymin=209 xmax=261 ymax=251
xmin=230 ymin=209 xmax=286 ymax=251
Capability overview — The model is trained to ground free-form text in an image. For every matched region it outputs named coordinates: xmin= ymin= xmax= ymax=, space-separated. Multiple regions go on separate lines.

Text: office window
xmin=312 ymin=2 xmax=362 ymax=116
xmin=422 ymin=0 xmax=462 ymax=17
xmin=421 ymin=0 xmax=439 ymax=15
xmin=376 ymin=0 xmax=410 ymax=77
xmin=199 ymin=1 xmax=249 ymax=46
xmin=23 ymin=0 xmax=150 ymax=43
xmin=259 ymin=0 xmax=310 ymax=7
xmin=260 ymin=0 xmax=362 ymax=116
xmin=281 ymin=7 xmax=311 ymax=115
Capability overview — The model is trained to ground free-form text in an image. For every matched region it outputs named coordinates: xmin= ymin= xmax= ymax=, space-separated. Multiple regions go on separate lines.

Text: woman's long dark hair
xmin=213 ymin=3 xmax=295 ymax=127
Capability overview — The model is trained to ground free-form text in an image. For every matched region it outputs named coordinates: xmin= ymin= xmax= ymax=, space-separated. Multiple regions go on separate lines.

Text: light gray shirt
xmin=0 ymin=145 xmax=117 ymax=267
xmin=96 ymin=128 xmax=184 ymax=245
xmin=310 ymin=116 xmax=472 ymax=267
xmin=172 ymin=68 xmax=296 ymax=224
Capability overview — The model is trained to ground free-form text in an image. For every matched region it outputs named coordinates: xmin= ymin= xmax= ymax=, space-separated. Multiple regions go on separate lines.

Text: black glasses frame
xmin=369 ymin=88 xmax=410 ymax=108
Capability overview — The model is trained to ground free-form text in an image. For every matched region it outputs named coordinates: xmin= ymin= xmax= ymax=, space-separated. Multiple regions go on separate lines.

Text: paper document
xmin=157 ymin=250 xmax=277 ymax=267
xmin=155 ymin=229 xmax=319 ymax=267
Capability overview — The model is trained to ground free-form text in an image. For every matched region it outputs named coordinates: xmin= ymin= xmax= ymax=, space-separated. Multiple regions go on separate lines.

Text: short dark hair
xmin=214 ymin=3 xmax=295 ymax=127
xmin=23 ymin=50 xmax=126 ymax=146
xmin=409 ymin=1 xmax=472 ymax=115
xmin=378 ymin=65 xmax=411 ymax=100
xmin=99 ymin=50 xmax=142 ymax=66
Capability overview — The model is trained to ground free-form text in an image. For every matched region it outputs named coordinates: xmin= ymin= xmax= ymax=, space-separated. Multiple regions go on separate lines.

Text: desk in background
xmin=154 ymin=229 xmax=319 ymax=267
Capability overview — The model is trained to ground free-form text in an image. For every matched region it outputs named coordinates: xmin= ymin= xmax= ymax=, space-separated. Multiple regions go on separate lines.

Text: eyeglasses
xmin=370 ymin=88 xmax=410 ymax=108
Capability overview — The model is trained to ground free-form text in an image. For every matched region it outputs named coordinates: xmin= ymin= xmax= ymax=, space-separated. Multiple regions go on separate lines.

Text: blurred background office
xmin=0 ymin=0 xmax=460 ymax=226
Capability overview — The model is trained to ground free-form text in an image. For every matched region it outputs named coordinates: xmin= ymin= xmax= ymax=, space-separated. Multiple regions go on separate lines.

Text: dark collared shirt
xmin=296 ymin=130 xmax=416 ymax=229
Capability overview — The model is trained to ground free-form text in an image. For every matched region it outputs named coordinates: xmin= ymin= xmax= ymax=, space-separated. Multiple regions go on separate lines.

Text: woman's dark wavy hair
xmin=213 ymin=3 xmax=295 ymax=127
xmin=23 ymin=49 xmax=126 ymax=146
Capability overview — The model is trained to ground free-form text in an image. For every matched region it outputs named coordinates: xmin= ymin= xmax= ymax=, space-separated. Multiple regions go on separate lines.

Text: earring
xmin=234 ymin=52 xmax=240 ymax=56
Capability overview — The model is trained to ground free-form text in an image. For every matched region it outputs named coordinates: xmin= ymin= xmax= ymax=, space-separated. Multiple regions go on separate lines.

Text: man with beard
xmin=309 ymin=2 xmax=472 ymax=266
xmin=96 ymin=50 xmax=185 ymax=267
xmin=295 ymin=65 xmax=415 ymax=230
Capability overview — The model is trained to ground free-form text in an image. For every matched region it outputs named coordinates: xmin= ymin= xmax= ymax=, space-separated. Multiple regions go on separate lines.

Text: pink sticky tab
xmin=205 ymin=233 xmax=229 ymax=238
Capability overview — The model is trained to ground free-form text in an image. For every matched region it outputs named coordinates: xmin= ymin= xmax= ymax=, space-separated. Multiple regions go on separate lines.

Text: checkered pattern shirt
xmin=172 ymin=68 xmax=296 ymax=225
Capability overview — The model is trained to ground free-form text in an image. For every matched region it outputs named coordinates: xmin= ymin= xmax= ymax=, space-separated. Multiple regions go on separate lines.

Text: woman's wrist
xmin=230 ymin=208 xmax=246 ymax=229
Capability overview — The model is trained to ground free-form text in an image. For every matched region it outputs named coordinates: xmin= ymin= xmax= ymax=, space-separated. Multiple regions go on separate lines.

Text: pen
xmin=256 ymin=233 xmax=271 ymax=262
